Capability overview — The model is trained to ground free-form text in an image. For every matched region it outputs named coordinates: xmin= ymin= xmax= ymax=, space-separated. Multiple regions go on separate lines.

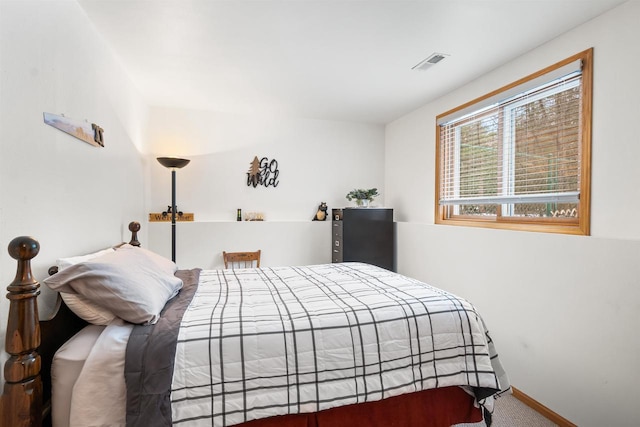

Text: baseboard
xmin=511 ymin=386 xmax=577 ymax=427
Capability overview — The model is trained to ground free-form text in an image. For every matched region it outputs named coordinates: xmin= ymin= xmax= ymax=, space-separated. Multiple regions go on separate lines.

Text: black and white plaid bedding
xmin=170 ymin=262 xmax=508 ymax=426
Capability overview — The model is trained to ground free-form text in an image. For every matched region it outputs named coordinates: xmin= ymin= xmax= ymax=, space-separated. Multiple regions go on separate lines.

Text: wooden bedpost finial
xmin=128 ymin=221 xmax=141 ymax=247
xmin=7 ymin=236 xmax=39 ymax=259
xmin=3 ymin=236 xmax=43 ymax=427
xmin=7 ymin=236 xmax=40 ymax=289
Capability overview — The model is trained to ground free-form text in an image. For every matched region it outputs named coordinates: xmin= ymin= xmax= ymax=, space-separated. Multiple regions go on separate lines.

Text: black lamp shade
xmin=157 ymin=157 xmax=190 ymax=169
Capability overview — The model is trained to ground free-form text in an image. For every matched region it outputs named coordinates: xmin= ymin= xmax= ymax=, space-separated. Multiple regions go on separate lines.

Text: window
xmin=435 ymin=49 xmax=592 ymax=235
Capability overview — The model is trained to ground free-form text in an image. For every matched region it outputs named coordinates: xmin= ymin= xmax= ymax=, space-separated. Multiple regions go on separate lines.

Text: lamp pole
xmin=170 ymin=167 xmax=177 ymax=262
xmin=157 ymin=157 xmax=190 ymax=263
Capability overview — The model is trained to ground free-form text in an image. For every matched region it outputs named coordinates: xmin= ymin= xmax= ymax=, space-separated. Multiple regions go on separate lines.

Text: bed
xmin=1 ymin=222 xmax=509 ymax=427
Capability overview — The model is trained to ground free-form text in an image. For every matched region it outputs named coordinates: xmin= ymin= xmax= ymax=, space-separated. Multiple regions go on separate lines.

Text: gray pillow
xmin=43 ymin=244 xmax=183 ymax=325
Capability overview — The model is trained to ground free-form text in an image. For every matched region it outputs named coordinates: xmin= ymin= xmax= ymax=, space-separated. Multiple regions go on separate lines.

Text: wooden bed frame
xmin=1 ymin=222 xmax=141 ymax=427
xmin=1 ymin=221 xmax=483 ymax=427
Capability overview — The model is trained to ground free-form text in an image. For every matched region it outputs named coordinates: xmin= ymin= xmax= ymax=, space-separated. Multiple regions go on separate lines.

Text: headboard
xmin=1 ymin=221 xmax=142 ymax=427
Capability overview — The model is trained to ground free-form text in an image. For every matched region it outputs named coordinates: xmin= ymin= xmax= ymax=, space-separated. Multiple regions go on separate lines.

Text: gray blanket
xmin=124 ymin=268 xmax=201 ymax=427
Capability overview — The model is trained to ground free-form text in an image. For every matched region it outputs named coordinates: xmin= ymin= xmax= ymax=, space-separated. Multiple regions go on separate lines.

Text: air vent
xmin=412 ymin=53 xmax=449 ymax=71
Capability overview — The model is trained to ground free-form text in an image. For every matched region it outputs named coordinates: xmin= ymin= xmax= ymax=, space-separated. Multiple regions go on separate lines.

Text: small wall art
xmin=148 ymin=206 xmax=194 ymax=222
xmin=43 ymin=112 xmax=104 ymax=147
xmin=247 ymin=156 xmax=280 ymax=188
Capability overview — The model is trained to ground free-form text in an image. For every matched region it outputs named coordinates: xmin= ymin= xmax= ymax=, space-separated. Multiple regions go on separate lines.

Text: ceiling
xmin=78 ymin=0 xmax=625 ymax=124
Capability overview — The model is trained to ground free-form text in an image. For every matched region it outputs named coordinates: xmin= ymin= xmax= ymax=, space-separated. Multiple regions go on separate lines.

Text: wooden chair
xmin=223 ymin=250 xmax=261 ymax=269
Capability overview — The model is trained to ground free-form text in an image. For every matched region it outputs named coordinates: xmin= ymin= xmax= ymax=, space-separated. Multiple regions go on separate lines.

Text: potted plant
xmin=346 ymin=188 xmax=379 ymax=207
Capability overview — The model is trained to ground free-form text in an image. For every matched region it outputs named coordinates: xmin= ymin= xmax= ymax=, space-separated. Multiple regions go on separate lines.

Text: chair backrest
xmin=223 ymin=250 xmax=261 ymax=269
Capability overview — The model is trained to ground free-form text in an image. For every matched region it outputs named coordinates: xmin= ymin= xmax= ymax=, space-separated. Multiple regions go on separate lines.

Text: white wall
xmin=145 ymin=106 xmax=385 ymax=265
xmin=148 ymin=221 xmax=331 ymax=270
xmin=0 ymin=0 xmax=148 ymax=375
xmin=385 ymin=1 xmax=640 ymax=426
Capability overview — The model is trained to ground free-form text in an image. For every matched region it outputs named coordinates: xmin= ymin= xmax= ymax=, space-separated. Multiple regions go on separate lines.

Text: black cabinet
xmin=332 ymin=208 xmax=395 ymax=271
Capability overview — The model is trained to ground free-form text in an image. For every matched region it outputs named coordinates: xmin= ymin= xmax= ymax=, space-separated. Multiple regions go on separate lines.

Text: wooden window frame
xmin=435 ymin=48 xmax=592 ymax=235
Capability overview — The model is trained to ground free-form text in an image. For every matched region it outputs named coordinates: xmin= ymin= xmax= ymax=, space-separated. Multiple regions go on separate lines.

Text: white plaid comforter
xmin=170 ymin=263 xmax=508 ymax=426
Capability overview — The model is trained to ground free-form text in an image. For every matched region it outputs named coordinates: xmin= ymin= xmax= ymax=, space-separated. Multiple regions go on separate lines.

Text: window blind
xmin=438 ymin=69 xmax=583 ymax=208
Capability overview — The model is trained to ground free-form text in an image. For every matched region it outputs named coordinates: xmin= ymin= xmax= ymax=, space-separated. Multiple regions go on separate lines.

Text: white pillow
xmin=56 ymin=247 xmax=115 ymax=270
xmin=118 ymin=244 xmax=178 ymax=275
xmin=60 ymin=293 xmax=116 ymax=325
xmin=55 ymin=248 xmax=117 ymax=325
xmin=43 ymin=245 xmax=182 ymax=325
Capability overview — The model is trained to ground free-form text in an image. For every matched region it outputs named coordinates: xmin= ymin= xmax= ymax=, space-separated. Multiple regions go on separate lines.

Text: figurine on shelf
xmin=312 ymin=202 xmax=328 ymax=221
xmin=162 ymin=205 xmax=184 ymax=218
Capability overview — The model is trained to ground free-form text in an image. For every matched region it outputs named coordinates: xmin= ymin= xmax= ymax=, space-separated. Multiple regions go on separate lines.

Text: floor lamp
xmin=157 ymin=157 xmax=190 ymax=262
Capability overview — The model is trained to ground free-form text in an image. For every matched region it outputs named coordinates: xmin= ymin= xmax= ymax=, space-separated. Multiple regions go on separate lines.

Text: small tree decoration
xmin=346 ymin=188 xmax=379 ymax=207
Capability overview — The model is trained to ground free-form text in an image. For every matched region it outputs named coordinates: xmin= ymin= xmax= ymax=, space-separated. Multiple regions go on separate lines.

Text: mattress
xmin=51 ymin=324 xmax=106 ymax=427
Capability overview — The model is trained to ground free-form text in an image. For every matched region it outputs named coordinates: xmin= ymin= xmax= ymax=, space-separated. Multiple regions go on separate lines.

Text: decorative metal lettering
xmin=247 ymin=156 xmax=280 ymax=188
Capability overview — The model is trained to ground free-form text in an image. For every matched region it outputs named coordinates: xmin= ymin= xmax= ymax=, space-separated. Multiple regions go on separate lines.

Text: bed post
xmin=1 ymin=236 xmax=42 ymax=427
xmin=129 ymin=221 xmax=141 ymax=247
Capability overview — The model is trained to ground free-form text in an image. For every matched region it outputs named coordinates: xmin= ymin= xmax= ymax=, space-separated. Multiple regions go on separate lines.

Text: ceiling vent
xmin=412 ymin=53 xmax=449 ymax=71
